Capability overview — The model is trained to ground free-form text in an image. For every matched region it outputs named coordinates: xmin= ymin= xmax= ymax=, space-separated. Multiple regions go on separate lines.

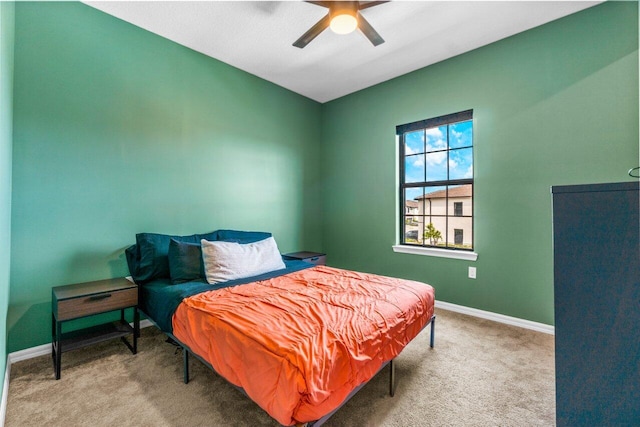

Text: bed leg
xmin=430 ymin=315 xmax=436 ymax=348
xmin=183 ymin=347 xmax=189 ymax=384
xmin=389 ymin=359 xmax=396 ymax=397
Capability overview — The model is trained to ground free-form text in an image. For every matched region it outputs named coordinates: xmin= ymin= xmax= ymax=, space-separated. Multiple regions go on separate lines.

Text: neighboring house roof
xmin=406 ymin=200 xmax=419 ymax=208
xmin=415 ymin=184 xmax=472 ymax=200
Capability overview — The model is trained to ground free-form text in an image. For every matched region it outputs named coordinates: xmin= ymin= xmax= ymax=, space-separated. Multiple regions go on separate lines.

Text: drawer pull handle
xmin=88 ymin=294 xmax=112 ymax=301
xmin=310 ymin=257 xmax=319 ymax=261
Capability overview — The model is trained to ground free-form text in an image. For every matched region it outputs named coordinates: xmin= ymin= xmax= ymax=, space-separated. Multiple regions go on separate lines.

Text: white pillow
xmin=201 ymin=237 xmax=286 ymax=284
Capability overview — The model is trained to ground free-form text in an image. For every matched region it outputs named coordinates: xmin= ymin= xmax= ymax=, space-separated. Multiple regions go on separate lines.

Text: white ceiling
xmin=85 ymin=1 xmax=601 ymax=103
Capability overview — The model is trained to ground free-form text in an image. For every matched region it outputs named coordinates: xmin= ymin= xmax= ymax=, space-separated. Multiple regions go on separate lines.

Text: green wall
xmin=320 ymin=1 xmax=638 ymax=325
xmin=9 ymin=2 xmax=322 ymax=352
xmin=5 ymin=1 xmax=639 ymax=355
xmin=1 ymin=0 xmax=15 ymax=399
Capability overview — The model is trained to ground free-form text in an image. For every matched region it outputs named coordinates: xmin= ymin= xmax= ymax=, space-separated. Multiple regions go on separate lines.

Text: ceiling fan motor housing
xmin=330 ymin=1 xmax=359 ymax=34
xmin=330 ymin=1 xmax=359 ymax=20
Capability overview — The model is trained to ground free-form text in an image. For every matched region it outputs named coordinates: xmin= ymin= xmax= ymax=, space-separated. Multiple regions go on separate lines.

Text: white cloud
xmin=426 ymin=127 xmax=446 ymax=152
xmin=451 ymin=126 xmax=472 ymax=147
xmin=451 ymin=129 xmax=464 ymax=146
xmin=426 ymin=138 xmax=446 ymax=151
xmin=449 ymin=158 xmax=458 ymax=169
xmin=464 ymin=164 xmax=473 ymax=178
xmin=426 ymin=151 xmax=446 ymax=166
xmin=425 ymin=128 xmax=443 ymax=138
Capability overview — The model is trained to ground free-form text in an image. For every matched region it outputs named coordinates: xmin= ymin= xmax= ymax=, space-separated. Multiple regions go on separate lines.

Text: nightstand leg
xmin=55 ymin=320 xmax=62 ymax=380
xmin=133 ymin=306 xmax=139 ymax=353
xmin=51 ymin=314 xmax=56 ymax=371
xmin=120 ymin=307 xmax=138 ymax=355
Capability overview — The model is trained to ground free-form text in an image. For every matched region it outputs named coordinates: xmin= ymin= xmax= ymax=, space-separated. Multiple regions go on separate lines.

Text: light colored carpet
xmin=5 ymin=308 xmax=555 ymax=426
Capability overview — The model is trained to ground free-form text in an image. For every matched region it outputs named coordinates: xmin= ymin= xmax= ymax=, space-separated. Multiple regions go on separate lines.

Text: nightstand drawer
xmin=56 ymin=287 xmax=137 ymax=321
xmin=303 ymin=255 xmax=326 ymax=265
xmin=283 ymin=251 xmax=326 ymax=266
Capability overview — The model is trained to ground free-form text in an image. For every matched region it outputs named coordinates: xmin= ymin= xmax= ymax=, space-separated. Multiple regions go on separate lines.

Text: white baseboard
xmin=8 ymin=319 xmax=154 ymax=365
xmin=1 ymin=357 xmax=9 ymax=427
xmin=139 ymin=319 xmax=153 ymax=330
xmin=8 ymin=343 xmax=50 ymax=365
xmin=435 ymin=300 xmax=555 ymax=335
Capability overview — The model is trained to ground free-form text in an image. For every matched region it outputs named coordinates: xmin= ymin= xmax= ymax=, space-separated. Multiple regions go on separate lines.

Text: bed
xmin=126 ymin=230 xmax=435 ymax=426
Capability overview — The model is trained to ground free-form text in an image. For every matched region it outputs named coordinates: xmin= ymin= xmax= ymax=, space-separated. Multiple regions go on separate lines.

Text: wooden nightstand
xmin=283 ymin=251 xmax=326 ymax=266
xmin=51 ymin=277 xmax=139 ymax=379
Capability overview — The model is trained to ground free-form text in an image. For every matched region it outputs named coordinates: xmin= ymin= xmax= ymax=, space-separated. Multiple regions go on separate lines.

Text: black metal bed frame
xmin=150 ymin=313 xmax=436 ymax=427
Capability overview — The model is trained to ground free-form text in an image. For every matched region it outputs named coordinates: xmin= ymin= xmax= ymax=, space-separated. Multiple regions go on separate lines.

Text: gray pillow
xmin=201 ymin=237 xmax=285 ymax=284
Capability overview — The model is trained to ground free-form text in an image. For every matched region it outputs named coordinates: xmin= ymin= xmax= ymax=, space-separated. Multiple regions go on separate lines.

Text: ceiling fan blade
xmin=357 ymin=13 xmax=385 ymax=46
xmin=293 ymin=14 xmax=331 ymax=48
xmin=358 ymin=1 xmax=389 ymax=10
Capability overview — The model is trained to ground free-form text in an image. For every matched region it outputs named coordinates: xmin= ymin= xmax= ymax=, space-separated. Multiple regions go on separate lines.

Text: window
xmin=454 ymin=202 xmax=463 ymax=217
xmin=398 ymin=110 xmax=473 ymax=251
xmin=454 ymin=229 xmax=463 ymax=245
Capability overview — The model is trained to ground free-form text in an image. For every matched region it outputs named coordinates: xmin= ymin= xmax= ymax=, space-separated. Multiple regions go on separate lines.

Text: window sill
xmin=392 ymin=245 xmax=478 ymax=261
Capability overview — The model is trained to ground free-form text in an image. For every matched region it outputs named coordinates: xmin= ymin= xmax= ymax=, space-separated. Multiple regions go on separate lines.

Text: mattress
xmin=138 ymin=259 xmax=312 ymax=332
xmin=172 ymin=265 xmax=435 ymax=425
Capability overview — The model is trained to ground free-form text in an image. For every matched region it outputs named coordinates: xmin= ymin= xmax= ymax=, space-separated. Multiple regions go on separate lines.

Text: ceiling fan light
xmin=330 ymin=13 xmax=358 ymax=35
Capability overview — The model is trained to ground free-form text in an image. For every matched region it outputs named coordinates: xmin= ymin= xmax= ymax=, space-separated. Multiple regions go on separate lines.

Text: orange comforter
xmin=172 ymin=266 xmax=435 ymax=425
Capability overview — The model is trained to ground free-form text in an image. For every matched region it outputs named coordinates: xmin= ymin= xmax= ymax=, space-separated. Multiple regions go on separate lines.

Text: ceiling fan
xmin=293 ymin=1 xmax=388 ymax=49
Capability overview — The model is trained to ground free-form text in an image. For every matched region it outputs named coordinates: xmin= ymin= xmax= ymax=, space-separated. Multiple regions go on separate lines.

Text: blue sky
xmin=404 ymin=120 xmax=473 ymax=187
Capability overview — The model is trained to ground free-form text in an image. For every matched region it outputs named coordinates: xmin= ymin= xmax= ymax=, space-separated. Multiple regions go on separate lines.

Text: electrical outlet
xmin=468 ymin=266 xmax=476 ymax=279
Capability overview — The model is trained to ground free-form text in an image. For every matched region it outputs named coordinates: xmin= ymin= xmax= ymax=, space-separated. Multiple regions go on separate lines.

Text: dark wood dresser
xmin=552 ymin=181 xmax=639 ymax=425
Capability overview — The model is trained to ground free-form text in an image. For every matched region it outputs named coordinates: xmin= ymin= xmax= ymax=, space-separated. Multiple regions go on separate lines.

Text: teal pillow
xmin=127 ymin=230 xmax=218 ymax=283
xmin=168 ymin=239 xmax=204 ymax=284
xmin=217 ymin=230 xmax=271 ymax=244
